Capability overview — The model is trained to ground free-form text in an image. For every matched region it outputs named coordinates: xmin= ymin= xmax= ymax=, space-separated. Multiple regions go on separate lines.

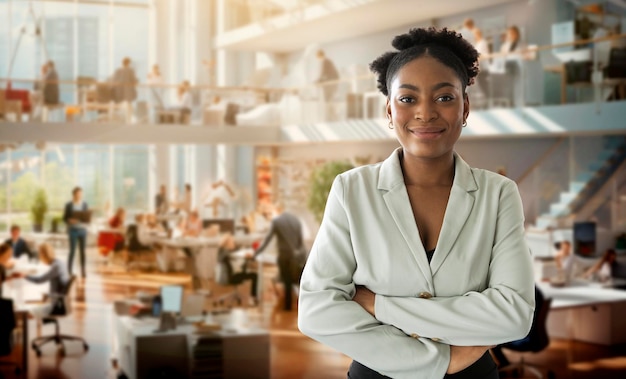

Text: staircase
xmin=535 ymin=136 xmax=626 ymax=229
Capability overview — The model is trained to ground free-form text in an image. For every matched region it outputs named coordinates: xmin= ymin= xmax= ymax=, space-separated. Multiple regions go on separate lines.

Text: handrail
xmin=515 ymin=137 xmax=566 ymax=185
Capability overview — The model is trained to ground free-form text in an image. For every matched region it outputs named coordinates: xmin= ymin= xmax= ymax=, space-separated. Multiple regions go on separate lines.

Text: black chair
xmin=125 ymin=224 xmax=155 ymax=271
xmin=213 ymin=251 xmax=257 ymax=308
xmin=31 ymin=275 xmax=89 ymax=357
xmin=496 ymin=291 xmax=555 ymax=379
xmin=0 ymin=298 xmax=21 ymax=376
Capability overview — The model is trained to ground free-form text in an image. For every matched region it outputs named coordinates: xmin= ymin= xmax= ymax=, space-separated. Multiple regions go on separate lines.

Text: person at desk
xmin=0 ymin=243 xmax=17 ymax=296
xmin=254 ymin=203 xmax=304 ymax=311
xmin=108 ymin=207 xmax=126 ymax=252
xmin=63 ymin=186 xmax=89 ymax=278
xmin=218 ymin=233 xmax=258 ymax=306
xmin=13 ymin=243 xmax=69 ymax=319
xmin=5 ymin=225 xmax=34 ymax=260
xmin=583 ymin=249 xmax=617 ymax=282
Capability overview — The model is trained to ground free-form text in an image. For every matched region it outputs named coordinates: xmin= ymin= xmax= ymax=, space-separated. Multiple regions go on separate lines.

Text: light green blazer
xmin=298 ymin=148 xmax=535 ymax=379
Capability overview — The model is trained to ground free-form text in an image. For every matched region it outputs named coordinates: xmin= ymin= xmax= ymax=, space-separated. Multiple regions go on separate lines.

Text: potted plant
xmin=30 ymin=187 xmax=49 ymax=233
xmin=307 ymin=160 xmax=354 ymax=223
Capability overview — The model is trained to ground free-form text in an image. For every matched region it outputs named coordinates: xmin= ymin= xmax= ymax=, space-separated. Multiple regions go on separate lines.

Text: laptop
xmin=72 ymin=210 xmax=92 ymax=223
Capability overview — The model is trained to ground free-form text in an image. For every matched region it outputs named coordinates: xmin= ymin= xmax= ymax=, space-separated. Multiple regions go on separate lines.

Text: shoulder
xmin=337 ymin=162 xmax=383 ymax=187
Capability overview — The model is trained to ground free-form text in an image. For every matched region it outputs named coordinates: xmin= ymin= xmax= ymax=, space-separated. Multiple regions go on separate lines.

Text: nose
xmin=414 ymin=100 xmax=437 ymax=122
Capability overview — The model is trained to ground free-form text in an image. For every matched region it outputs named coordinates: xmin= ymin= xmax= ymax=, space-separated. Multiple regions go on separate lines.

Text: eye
xmin=436 ymin=95 xmax=455 ymax=103
xmin=398 ymin=96 xmax=414 ymax=104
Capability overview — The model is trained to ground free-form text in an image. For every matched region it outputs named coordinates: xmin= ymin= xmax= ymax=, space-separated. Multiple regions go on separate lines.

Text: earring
xmin=462 ymin=120 xmax=467 ymax=127
xmin=388 ymin=121 xmax=394 ymax=130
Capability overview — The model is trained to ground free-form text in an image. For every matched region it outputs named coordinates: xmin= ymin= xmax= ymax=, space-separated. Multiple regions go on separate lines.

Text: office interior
xmin=1 ymin=0 xmax=626 ymax=378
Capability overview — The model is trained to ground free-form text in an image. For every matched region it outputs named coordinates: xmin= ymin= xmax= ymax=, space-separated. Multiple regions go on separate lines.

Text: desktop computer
xmin=573 ymin=221 xmax=597 ymax=258
xmin=155 ymin=285 xmax=183 ymax=332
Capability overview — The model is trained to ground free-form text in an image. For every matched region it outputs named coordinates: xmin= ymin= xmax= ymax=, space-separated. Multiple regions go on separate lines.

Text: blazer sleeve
xmin=254 ymin=221 xmax=275 ymax=256
xmin=298 ymin=176 xmax=450 ymax=379
xmin=374 ymin=181 xmax=535 ymax=346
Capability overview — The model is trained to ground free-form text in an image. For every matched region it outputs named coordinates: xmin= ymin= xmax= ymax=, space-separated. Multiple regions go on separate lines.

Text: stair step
xmin=575 ymin=171 xmax=595 ymax=182
xmin=550 ymin=203 xmax=570 ymax=217
xmin=535 ymin=215 xmax=556 ymax=230
xmin=597 ymin=149 xmax=615 ymax=161
xmin=569 ymin=181 xmax=586 ymax=193
xmin=588 ymin=161 xmax=605 ymax=172
xmin=560 ymin=192 xmax=578 ymax=204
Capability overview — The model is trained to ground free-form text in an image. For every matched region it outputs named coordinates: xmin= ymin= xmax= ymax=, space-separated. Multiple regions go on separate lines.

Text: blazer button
xmin=418 ymin=292 xmax=432 ymax=299
xmin=410 ymin=333 xmax=420 ymax=339
xmin=431 ymin=337 xmax=442 ymax=342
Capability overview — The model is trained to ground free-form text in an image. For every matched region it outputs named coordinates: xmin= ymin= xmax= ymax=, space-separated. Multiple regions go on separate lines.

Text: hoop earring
xmin=388 ymin=121 xmax=394 ymax=130
xmin=462 ymin=120 xmax=467 ymax=127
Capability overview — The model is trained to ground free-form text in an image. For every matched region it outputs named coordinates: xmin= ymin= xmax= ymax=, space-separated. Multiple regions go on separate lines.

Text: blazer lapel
xmin=430 ymin=153 xmax=478 ymax=276
xmin=378 ymin=149 xmax=434 ymax=286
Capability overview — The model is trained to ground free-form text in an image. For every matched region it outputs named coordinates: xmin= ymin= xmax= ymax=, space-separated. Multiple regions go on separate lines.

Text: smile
xmin=407 ymin=128 xmax=445 ymax=139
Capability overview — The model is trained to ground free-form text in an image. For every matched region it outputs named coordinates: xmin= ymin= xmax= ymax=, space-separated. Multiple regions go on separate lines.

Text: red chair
xmin=5 ymin=82 xmax=31 ymax=114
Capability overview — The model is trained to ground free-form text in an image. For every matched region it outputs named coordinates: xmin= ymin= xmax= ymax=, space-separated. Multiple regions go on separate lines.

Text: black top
xmin=426 ymin=248 xmax=435 ymax=263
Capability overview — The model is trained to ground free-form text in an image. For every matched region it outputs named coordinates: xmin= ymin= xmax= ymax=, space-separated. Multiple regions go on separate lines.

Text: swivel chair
xmin=497 ymin=290 xmax=555 ymax=379
xmin=0 ymin=298 xmax=21 ymax=376
xmin=213 ymin=253 xmax=257 ymax=309
xmin=31 ymin=275 xmax=89 ymax=357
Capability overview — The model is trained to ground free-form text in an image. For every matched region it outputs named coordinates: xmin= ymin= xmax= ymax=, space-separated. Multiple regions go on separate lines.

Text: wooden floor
xmin=1 ymin=248 xmax=626 ymax=379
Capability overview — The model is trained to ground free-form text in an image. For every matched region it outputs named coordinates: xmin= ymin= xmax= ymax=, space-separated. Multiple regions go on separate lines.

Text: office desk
xmin=2 ymin=275 xmax=48 ymax=379
xmin=113 ymin=312 xmax=270 ymax=379
xmin=538 ymin=281 xmax=626 ymax=345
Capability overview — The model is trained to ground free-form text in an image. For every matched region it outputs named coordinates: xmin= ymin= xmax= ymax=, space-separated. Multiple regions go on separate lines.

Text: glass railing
xmin=223 ymin=0 xmax=329 ymax=32
xmin=1 ymin=33 xmax=624 ymax=126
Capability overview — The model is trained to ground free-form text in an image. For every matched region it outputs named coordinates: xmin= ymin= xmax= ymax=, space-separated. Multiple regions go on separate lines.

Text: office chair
xmin=31 ymin=275 xmax=89 ymax=357
xmin=0 ymin=298 xmax=21 ymax=376
xmin=497 ymin=294 xmax=555 ymax=379
xmin=213 ymin=254 xmax=257 ymax=309
xmin=125 ymin=224 xmax=156 ymax=271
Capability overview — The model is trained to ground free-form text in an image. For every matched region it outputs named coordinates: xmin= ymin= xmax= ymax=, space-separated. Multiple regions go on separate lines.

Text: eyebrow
xmin=398 ymin=82 xmax=458 ymax=92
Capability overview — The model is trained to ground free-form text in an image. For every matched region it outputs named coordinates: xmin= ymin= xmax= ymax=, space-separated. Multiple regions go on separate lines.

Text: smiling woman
xmin=298 ymin=27 xmax=535 ymax=379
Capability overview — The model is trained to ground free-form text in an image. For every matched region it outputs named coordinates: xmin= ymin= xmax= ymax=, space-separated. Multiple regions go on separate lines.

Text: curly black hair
xmin=369 ymin=27 xmax=479 ymax=97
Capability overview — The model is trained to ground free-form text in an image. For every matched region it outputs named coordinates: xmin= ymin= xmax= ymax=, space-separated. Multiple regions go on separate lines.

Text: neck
xmin=401 ymin=151 xmax=455 ymax=187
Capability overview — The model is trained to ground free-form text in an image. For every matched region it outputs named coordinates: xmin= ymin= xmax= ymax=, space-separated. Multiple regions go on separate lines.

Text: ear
xmin=463 ymin=93 xmax=470 ymax=122
xmin=385 ymin=98 xmax=392 ymax=120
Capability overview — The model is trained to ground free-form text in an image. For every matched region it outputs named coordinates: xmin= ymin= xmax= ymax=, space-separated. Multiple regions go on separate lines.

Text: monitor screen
xmin=573 ymin=221 xmax=596 ymax=257
xmin=160 ymin=285 xmax=183 ymax=314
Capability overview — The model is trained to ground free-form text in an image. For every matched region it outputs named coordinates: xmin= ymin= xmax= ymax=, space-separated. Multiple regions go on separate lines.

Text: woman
xmin=298 ymin=27 xmax=534 ymax=379
xmin=15 ymin=243 xmax=70 ymax=318
xmin=107 ymin=207 xmax=126 ymax=252
xmin=63 ymin=186 xmax=88 ymax=278
xmin=217 ymin=233 xmax=258 ymax=306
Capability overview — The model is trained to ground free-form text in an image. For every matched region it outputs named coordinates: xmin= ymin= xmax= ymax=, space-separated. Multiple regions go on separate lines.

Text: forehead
xmin=392 ymin=56 xmax=462 ymax=88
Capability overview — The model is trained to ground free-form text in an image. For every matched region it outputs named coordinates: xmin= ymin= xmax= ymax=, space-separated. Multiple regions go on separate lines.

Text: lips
xmin=407 ymin=127 xmax=445 ymax=139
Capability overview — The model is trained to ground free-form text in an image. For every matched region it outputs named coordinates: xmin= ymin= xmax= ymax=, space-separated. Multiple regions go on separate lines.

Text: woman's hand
xmin=353 ymin=285 xmax=376 ymax=316
xmin=447 ymin=345 xmax=495 ymax=374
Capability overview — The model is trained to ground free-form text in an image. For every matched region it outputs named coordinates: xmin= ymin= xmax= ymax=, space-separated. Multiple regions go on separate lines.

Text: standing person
xmin=472 ymin=27 xmax=491 ymax=101
xmin=43 ymin=60 xmax=60 ymax=106
xmin=298 ymin=27 xmax=534 ymax=378
xmin=5 ymin=225 xmax=34 ymax=260
xmin=254 ymin=204 xmax=304 ymax=311
xmin=155 ymin=185 xmax=168 ymax=215
xmin=112 ymin=57 xmax=138 ymax=104
xmin=181 ymin=183 xmax=193 ymax=214
xmin=315 ymin=49 xmax=340 ymax=101
xmin=459 ymin=18 xmax=476 ymax=46
xmin=63 ymin=187 xmax=89 ymax=278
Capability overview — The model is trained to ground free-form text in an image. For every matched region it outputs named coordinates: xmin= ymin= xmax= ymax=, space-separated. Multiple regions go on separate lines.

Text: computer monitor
xmin=160 ymin=285 xmax=183 ymax=314
xmin=573 ymin=221 xmax=596 ymax=257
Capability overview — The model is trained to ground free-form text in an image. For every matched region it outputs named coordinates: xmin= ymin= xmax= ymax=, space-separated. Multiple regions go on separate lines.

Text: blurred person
xmin=459 ymin=18 xmax=476 ymax=46
xmin=112 ymin=57 xmax=138 ymax=104
xmin=108 ymin=207 xmax=126 ymax=252
xmin=554 ymin=240 xmax=572 ymax=271
xmin=491 ymin=25 xmax=523 ymax=107
xmin=14 ymin=243 xmax=70 ymax=319
xmin=5 ymin=225 xmax=34 ymax=260
xmin=583 ymin=249 xmax=617 ymax=282
xmin=0 ymin=243 xmax=16 ymax=288
xmin=315 ymin=49 xmax=340 ymax=101
xmin=254 ymin=203 xmax=305 ymax=311
xmin=43 ymin=60 xmax=60 ymax=106
xmin=63 ymin=187 xmax=89 ymax=278
xmin=473 ymin=27 xmax=491 ymax=100
xmin=155 ymin=184 xmax=168 ymax=215
xmin=181 ymin=183 xmax=193 ymax=214
xmin=183 ymin=210 xmax=203 ymax=238
xmin=218 ymin=233 xmax=258 ymax=306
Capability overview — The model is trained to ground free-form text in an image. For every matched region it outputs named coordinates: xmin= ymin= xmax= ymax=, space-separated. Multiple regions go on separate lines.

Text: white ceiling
xmin=216 ymin=0 xmax=521 ymax=52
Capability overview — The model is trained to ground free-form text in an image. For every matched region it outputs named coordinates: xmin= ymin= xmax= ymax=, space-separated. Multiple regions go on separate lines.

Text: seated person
xmin=583 ymin=249 xmax=618 ymax=282
xmin=107 ymin=207 xmax=126 ymax=252
xmin=145 ymin=213 xmax=165 ymax=234
xmin=13 ymin=243 xmax=69 ymax=319
xmin=0 ymin=242 xmax=17 ymax=295
xmin=183 ymin=210 xmax=202 ymax=238
xmin=5 ymin=224 xmax=35 ymax=260
xmin=553 ymin=240 xmax=578 ymax=283
xmin=129 ymin=214 xmax=153 ymax=251
xmin=491 ymin=286 xmax=545 ymax=368
xmin=218 ymin=233 xmax=258 ymax=306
